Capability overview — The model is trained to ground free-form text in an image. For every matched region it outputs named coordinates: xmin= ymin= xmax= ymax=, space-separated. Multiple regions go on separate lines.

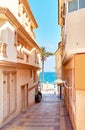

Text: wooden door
xmin=3 ymin=73 xmax=10 ymax=119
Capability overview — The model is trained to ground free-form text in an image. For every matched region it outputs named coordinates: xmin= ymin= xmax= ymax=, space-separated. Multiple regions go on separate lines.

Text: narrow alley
xmin=1 ymin=91 xmax=73 ymax=130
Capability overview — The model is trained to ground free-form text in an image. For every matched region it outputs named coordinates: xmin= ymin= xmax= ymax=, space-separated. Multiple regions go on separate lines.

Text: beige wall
xmin=64 ymin=57 xmax=76 ymax=130
xmin=75 ymin=54 xmax=85 ymax=129
xmin=63 ymin=54 xmax=85 ymax=130
xmin=55 ymin=52 xmax=62 ymax=79
xmin=0 ymin=69 xmax=3 ymax=124
xmin=0 ymin=66 xmax=38 ymax=127
xmin=65 ymin=9 xmax=85 ymax=56
xmin=58 ymin=1 xmax=85 ymax=130
xmin=75 ymin=54 xmax=85 ymax=89
xmin=55 ymin=42 xmax=63 ymax=79
xmin=76 ymin=90 xmax=85 ymax=130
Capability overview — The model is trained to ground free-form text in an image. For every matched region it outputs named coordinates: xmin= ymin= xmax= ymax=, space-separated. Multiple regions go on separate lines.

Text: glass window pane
xmin=79 ymin=0 xmax=85 ymax=9
xmin=68 ymin=0 xmax=78 ymax=12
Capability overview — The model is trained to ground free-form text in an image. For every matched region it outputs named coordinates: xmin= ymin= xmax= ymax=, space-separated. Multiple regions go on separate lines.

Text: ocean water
xmin=40 ymin=72 xmax=57 ymax=84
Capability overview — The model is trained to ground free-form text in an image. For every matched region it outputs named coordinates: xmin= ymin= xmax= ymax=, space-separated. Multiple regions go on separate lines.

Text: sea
xmin=40 ymin=72 xmax=57 ymax=84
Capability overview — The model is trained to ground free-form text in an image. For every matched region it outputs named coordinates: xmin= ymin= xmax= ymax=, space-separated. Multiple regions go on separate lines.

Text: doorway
xmin=21 ymin=84 xmax=29 ymax=111
xmin=21 ymin=85 xmax=25 ymax=111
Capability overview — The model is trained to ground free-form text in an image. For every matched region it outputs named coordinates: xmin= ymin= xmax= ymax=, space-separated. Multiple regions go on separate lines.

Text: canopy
xmin=54 ymin=79 xmax=65 ymax=85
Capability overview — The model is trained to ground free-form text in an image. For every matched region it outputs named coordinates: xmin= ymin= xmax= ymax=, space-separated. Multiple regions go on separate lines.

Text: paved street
xmin=1 ymin=92 xmax=73 ymax=130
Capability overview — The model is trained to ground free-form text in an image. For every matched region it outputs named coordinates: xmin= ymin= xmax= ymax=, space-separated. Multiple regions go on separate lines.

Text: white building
xmin=0 ymin=0 xmax=41 ymax=127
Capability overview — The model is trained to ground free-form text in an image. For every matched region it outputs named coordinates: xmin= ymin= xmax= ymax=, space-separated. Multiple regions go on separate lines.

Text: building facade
xmin=0 ymin=0 xmax=41 ymax=127
xmin=58 ymin=0 xmax=85 ymax=130
xmin=55 ymin=42 xmax=63 ymax=79
xmin=55 ymin=42 xmax=64 ymax=98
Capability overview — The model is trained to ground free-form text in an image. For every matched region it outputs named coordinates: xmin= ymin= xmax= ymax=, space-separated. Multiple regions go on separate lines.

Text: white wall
xmin=0 ymin=0 xmax=18 ymax=19
xmin=0 ymin=22 xmax=17 ymax=62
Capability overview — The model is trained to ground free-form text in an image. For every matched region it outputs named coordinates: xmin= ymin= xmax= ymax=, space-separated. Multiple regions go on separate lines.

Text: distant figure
xmin=54 ymin=83 xmax=56 ymax=94
xmin=54 ymin=83 xmax=56 ymax=88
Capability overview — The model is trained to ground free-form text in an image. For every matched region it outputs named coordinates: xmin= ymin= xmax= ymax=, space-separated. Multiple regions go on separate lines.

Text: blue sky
xmin=28 ymin=0 xmax=61 ymax=72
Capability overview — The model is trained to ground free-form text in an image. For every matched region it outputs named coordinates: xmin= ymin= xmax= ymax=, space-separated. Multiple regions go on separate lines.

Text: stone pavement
xmin=1 ymin=92 xmax=73 ymax=130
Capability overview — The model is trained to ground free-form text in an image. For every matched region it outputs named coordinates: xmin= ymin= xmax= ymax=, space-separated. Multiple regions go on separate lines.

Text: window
xmin=33 ymin=71 xmax=36 ymax=83
xmin=68 ymin=0 xmax=78 ymax=12
xmin=17 ymin=47 xmax=24 ymax=59
xmin=0 ymin=42 xmax=7 ymax=57
xmin=68 ymin=0 xmax=85 ymax=13
xmin=30 ymin=70 xmax=32 ymax=78
xmin=26 ymin=54 xmax=29 ymax=63
xmin=79 ymin=0 xmax=85 ymax=9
